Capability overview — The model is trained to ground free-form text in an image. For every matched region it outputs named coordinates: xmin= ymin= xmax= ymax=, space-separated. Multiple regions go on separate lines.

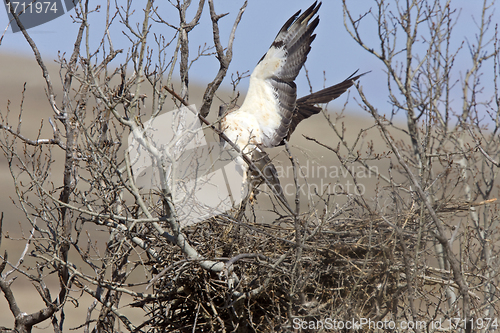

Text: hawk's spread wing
xmin=235 ymin=1 xmax=321 ymax=148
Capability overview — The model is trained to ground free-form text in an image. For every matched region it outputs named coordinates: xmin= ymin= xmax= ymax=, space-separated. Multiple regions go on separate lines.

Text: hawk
xmin=219 ymin=2 xmax=366 ymax=205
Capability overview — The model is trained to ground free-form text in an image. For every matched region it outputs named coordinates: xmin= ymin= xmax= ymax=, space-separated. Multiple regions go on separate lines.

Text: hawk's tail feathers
xmin=281 ymin=70 xmax=369 ymax=144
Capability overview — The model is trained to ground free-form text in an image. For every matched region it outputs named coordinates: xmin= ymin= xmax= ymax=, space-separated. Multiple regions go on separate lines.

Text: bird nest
xmin=130 ymin=196 xmax=438 ymax=332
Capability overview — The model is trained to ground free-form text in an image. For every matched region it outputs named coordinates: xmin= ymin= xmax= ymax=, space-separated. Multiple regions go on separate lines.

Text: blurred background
xmin=1 ymin=1 xmax=495 ymax=119
xmin=1 ymin=0 xmax=499 ymax=330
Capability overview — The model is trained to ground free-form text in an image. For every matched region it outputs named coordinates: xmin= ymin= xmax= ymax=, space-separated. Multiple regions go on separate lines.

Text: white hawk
xmin=219 ymin=2 xmax=366 ymax=204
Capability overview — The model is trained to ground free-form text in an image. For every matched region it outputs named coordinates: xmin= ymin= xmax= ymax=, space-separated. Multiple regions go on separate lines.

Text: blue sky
xmin=1 ymin=1 xmax=497 ymax=120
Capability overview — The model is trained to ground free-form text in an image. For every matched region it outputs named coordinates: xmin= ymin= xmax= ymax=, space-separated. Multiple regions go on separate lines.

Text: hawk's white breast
xmin=236 ymin=45 xmax=287 ymax=147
